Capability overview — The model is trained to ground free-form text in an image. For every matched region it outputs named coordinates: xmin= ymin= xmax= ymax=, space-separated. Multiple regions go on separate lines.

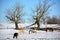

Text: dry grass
xmin=19 ymin=29 xmax=25 ymax=33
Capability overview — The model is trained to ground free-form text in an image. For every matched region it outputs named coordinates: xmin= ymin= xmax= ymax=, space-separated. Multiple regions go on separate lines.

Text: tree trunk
xmin=37 ymin=21 xmax=40 ymax=30
xmin=15 ymin=22 xmax=19 ymax=29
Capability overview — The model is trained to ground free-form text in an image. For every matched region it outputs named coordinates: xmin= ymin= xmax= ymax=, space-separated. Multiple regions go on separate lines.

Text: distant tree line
xmin=47 ymin=16 xmax=60 ymax=24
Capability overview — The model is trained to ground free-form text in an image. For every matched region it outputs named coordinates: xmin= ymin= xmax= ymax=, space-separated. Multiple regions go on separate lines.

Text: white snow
xmin=0 ymin=29 xmax=60 ymax=40
xmin=0 ymin=23 xmax=60 ymax=40
xmin=0 ymin=22 xmax=60 ymax=28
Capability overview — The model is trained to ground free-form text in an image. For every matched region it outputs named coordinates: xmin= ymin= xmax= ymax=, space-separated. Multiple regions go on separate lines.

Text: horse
xmin=29 ymin=28 xmax=37 ymax=34
xmin=46 ymin=27 xmax=53 ymax=32
xmin=13 ymin=33 xmax=18 ymax=39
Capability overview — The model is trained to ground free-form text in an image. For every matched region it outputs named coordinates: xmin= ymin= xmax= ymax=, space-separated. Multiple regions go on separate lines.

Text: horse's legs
xmin=29 ymin=30 xmax=31 ymax=34
xmin=46 ymin=29 xmax=47 ymax=32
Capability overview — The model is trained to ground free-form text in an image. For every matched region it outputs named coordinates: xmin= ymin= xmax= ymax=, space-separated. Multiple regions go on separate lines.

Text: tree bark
xmin=15 ymin=22 xmax=19 ymax=29
xmin=36 ymin=20 xmax=40 ymax=30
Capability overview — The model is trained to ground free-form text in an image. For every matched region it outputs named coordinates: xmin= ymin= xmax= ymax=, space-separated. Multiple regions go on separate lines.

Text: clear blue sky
xmin=0 ymin=0 xmax=60 ymax=23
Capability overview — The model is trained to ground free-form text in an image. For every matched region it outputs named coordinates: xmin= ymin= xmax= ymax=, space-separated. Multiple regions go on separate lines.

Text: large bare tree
xmin=28 ymin=0 xmax=52 ymax=29
xmin=6 ymin=5 xmax=23 ymax=29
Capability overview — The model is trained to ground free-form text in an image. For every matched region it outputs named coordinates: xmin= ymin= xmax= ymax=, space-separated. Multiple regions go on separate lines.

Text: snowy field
xmin=0 ymin=29 xmax=60 ymax=40
xmin=0 ymin=23 xmax=60 ymax=40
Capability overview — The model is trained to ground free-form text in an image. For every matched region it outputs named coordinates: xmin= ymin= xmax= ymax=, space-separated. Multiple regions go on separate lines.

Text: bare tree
xmin=28 ymin=0 xmax=52 ymax=29
xmin=6 ymin=5 xmax=23 ymax=29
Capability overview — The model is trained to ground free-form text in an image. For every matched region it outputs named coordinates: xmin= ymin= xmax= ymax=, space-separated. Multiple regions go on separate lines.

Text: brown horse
xmin=46 ymin=27 xmax=53 ymax=32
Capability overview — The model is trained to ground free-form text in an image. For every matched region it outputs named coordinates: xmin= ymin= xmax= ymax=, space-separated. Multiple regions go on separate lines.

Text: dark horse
xmin=13 ymin=33 xmax=18 ymax=39
xmin=46 ymin=27 xmax=53 ymax=32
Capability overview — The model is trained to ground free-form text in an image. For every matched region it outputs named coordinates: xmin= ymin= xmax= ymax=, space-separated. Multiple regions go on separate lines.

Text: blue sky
xmin=0 ymin=0 xmax=60 ymax=23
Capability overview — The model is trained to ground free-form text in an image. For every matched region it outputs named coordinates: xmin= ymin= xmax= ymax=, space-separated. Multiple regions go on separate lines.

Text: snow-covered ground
xmin=0 ymin=29 xmax=60 ymax=40
xmin=0 ymin=22 xmax=60 ymax=28
xmin=0 ymin=23 xmax=60 ymax=40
